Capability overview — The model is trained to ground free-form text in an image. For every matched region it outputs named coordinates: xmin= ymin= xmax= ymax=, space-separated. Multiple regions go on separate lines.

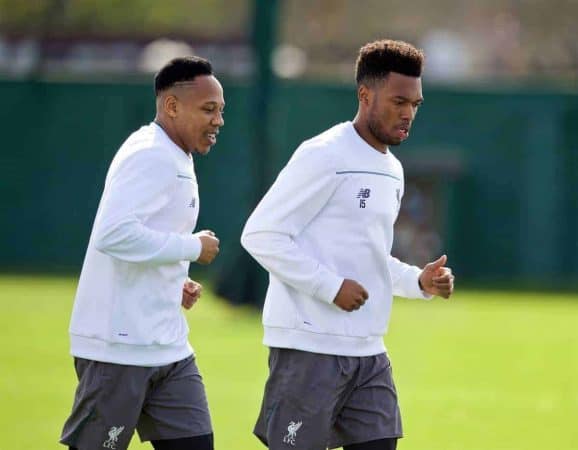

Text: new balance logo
xmin=102 ymin=426 xmax=124 ymax=449
xmin=356 ymin=188 xmax=371 ymax=198
xmin=188 ymin=197 xmax=196 ymax=208
xmin=283 ymin=420 xmax=302 ymax=446
xmin=356 ymin=188 xmax=371 ymax=208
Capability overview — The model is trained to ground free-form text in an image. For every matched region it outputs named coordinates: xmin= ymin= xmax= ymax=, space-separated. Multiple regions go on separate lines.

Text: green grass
xmin=0 ymin=275 xmax=576 ymax=449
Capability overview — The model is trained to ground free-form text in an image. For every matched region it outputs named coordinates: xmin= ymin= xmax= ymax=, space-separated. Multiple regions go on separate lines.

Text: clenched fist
xmin=182 ymin=278 xmax=202 ymax=309
xmin=195 ymin=230 xmax=220 ymax=265
xmin=333 ymin=279 xmax=369 ymax=312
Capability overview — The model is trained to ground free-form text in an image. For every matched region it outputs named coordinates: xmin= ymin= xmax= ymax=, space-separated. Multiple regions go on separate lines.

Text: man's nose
xmin=212 ymin=111 xmax=224 ymax=127
xmin=400 ymin=104 xmax=416 ymax=121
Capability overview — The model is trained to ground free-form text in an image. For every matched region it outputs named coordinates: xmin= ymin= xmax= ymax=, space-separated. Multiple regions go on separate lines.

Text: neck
xmin=352 ymin=112 xmax=388 ymax=154
xmin=153 ymin=115 xmax=190 ymax=155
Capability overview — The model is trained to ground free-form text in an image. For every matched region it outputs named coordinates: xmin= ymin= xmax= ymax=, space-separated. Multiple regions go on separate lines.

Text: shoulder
xmin=288 ymin=122 xmax=350 ymax=171
xmin=387 ymin=150 xmax=405 ymax=178
xmin=108 ymin=127 xmax=177 ymax=180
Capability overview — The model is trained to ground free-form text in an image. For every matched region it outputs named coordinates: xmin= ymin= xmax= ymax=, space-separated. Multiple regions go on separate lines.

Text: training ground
xmin=0 ymin=275 xmax=576 ymax=449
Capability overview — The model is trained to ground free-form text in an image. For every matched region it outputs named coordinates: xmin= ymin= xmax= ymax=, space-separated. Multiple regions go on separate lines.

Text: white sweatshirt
xmin=241 ymin=121 xmax=431 ymax=357
xmin=69 ymin=122 xmax=204 ymax=366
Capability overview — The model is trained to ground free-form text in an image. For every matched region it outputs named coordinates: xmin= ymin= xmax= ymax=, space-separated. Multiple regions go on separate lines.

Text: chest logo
xmin=188 ymin=196 xmax=196 ymax=208
xmin=356 ymin=188 xmax=371 ymax=208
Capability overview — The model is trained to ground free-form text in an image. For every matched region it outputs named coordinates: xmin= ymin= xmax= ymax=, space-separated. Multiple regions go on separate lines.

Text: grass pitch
xmin=0 ymin=275 xmax=576 ymax=449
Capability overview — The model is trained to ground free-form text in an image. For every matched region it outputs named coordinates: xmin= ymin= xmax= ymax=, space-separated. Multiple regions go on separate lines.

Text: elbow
xmin=240 ymin=225 xmax=266 ymax=257
xmin=240 ymin=230 xmax=252 ymax=253
xmin=93 ymin=228 xmax=114 ymax=254
xmin=93 ymin=221 xmax=129 ymax=254
xmin=241 ymin=229 xmax=289 ymax=260
xmin=240 ymin=215 xmax=256 ymax=249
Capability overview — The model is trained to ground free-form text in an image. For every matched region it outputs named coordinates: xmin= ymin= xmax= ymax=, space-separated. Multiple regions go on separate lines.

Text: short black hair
xmin=355 ymin=39 xmax=424 ymax=86
xmin=154 ymin=56 xmax=213 ymax=95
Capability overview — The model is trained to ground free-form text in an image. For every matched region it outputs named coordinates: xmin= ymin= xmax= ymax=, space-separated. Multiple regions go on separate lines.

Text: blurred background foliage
xmin=0 ymin=0 xmax=250 ymax=37
xmin=0 ymin=0 xmax=576 ymax=82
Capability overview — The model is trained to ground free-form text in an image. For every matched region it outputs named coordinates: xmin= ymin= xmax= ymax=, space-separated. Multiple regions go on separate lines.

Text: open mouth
xmin=206 ymin=131 xmax=218 ymax=145
xmin=395 ymin=125 xmax=409 ymax=140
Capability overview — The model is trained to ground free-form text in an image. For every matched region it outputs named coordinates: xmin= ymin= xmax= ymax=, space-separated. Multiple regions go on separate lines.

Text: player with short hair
xmin=60 ymin=56 xmax=224 ymax=450
xmin=241 ymin=39 xmax=454 ymax=450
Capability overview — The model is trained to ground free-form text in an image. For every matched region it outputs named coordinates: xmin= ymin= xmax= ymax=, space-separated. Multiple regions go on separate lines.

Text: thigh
xmin=254 ymin=348 xmax=354 ymax=450
xmin=330 ymin=353 xmax=402 ymax=449
xmin=60 ymin=358 xmax=150 ymax=450
xmin=137 ymin=356 xmax=212 ymax=442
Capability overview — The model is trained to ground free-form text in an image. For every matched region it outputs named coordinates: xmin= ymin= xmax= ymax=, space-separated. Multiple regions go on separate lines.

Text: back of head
xmin=154 ymin=56 xmax=213 ymax=95
xmin=355 ymin=39 xmax=424 ymax=86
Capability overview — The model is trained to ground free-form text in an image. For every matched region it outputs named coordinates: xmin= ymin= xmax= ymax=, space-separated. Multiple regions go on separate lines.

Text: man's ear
xmin=358 ymin=84 xmax=370 ymax=106
xmin=162 ymin=94 xmax=178 ymax=118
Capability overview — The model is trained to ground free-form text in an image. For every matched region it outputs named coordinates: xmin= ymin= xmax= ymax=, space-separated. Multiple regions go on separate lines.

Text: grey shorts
xmin=254 ymin=348 xmax=402 ymax=450
xmin=60 ymin=356 xmax=212 ymax=449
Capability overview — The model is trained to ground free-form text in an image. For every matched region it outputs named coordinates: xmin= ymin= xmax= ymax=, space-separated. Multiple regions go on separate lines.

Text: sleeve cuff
xmin=313 ymin=273 xmax=345 ymax=304
xmin=181 ymin=235 xmax=202 ymax=262
xmin=409 ymin=266 xmax=433 ymax=300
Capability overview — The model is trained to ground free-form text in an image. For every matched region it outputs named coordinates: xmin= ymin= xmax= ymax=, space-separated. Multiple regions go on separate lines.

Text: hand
xmin=418 ymin=254 xmax=455 ymax=299
xmin=182 ymin=278 xmax=202 ymax=309
xmin=196 ymin=230 xmax=220 ymax=265
xmin=333 ymin=279 xmax=369 ymax=312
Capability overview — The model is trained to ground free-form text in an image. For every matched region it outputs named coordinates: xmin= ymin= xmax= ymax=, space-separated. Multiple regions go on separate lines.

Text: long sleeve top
xmin=69 ymin=122 xmax=203 ymax=366
xmin=241 ymin=121 xmax=430 ymax=356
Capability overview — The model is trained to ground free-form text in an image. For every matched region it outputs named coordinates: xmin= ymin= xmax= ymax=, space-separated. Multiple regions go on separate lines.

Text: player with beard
xmin=242 ymin=40 xmax=455 ymax=450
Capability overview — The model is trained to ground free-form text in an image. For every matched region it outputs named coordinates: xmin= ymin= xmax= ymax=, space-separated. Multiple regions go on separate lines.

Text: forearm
xmin=93 ymin=218 xmax=201 ymax=264
xmin=241 ymin=231 xmax=343 ymax=303
xmin=388 ymin=255 xmax=431 ymax=299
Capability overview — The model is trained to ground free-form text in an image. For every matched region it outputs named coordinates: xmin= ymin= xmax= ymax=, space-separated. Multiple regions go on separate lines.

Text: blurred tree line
xmin=0 ymin=0 xmax=249 ymax=38
xmin=0 ymin=0 xmax=576 ymax=81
